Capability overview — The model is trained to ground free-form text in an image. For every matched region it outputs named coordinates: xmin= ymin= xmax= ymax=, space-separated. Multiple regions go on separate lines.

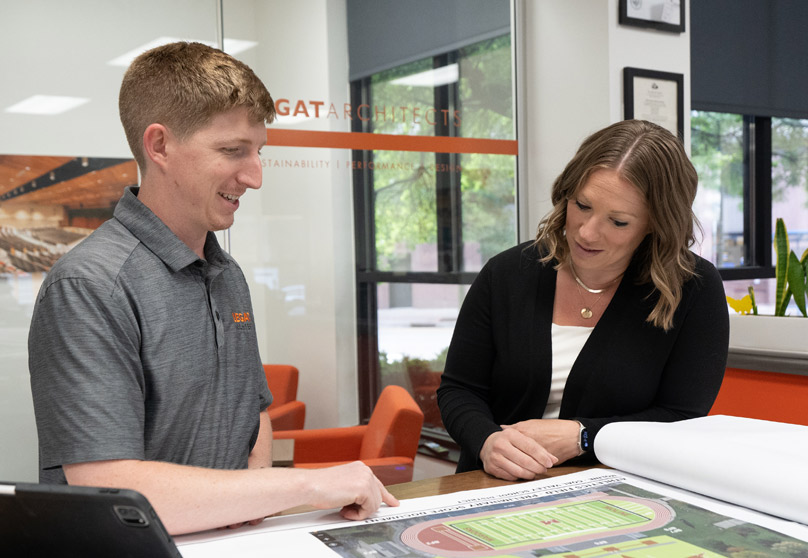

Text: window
xmin=691 ymin=112 xmax=808 ymax=315
xmin=353 ymin=36 xmax=516 ymax=449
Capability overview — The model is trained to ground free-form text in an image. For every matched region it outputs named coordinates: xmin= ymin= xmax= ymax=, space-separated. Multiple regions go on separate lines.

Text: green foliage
xmin=739 ymin=219 xmax=807 ymax=317
xmin=747 ymin=285 xmax=758 ymax=315
xmin=773 ymin=218 xmax=808 ymax=317
xmin=787 ymin=250 xmax=807 ymax=316
xmin=369 ymin=36 xmax=516 ymax=269
xmin=379 ymin=347 xmax=448 ymax=377
xmin=772 ymin=118 xmax=808 ymax=204
xmin=770 ymin=539 xmax=808 ymax=555
xmin=691 ymin=114 xmax=808 ymax=271
xmin=690 ymin=112 xmax=745 ymax=267
xmin=775 ymin=218 xmax=790 ymax=315
xmin=691 ymin=111 xmax=744 ymax=200
xmin=692 ymin=114 xmax=808 ymax=207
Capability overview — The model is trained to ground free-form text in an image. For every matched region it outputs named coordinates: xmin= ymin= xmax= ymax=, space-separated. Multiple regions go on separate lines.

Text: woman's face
xmin=565 ymin=168 xmax=650 ymax=280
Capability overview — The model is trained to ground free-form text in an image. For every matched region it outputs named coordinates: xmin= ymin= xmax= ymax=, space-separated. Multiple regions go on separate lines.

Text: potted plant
xmin=773 ymin=218 xmax=807 ymax=316
xmin=727 ymin=218 xmax=807 ymax=317
xmin=726 ymin=219 xmax=808 ymax=361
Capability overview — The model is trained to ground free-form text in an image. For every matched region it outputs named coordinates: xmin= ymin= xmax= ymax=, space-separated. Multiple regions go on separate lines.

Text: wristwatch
xmin=576 ymin=421 xmax=591 ymax=455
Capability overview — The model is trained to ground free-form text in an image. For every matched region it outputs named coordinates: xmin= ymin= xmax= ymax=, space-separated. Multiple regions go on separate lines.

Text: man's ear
xmin=143 ymin=123 xmax=170 ymax=170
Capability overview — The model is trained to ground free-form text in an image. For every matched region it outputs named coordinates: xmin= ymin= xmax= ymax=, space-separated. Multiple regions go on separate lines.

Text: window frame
xmin=702 ymin=114 xmax=776 ymax=281
xmin=351 ymin=66 xmax=478 ymax=424
xmin=351 ymin=46 xmax=517 ymax=453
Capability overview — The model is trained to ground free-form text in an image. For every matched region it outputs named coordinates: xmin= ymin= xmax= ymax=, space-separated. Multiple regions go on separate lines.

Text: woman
xmin=437 ymin=119 xmax=729 ymax=481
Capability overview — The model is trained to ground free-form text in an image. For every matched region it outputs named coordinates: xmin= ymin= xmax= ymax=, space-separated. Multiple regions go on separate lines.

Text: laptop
xmin=0 ymin=481 xmax=183 ymax=557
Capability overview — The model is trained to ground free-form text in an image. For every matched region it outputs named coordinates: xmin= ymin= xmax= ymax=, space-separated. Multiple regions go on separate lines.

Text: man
xmin=28 ymin=41 xmax=397 ymax=535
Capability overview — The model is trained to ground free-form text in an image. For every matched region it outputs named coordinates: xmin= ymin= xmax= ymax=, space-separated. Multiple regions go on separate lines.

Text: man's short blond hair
xmin=119 ymin=41 xmax=276 ymax=171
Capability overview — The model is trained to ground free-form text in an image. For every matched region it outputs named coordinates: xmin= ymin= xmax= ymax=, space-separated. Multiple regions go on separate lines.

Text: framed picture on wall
xmin=619 ymin=0 xmax=685 ymax=33
xmin=623 ymin=67 xmax=684 ymax=140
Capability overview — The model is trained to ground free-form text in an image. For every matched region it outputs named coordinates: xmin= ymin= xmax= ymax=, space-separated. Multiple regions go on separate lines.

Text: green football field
xmin=447 ymin=498 xmax=655 ymax=549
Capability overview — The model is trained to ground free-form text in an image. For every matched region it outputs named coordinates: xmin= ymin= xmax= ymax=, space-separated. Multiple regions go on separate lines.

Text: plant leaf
xmin=774 ymin=218 xmax=790 ymax=316
xmin=802 ymin=247 xmax=808 ymax=286
xmin=788 ymin=250 xmax=807 ymax=317
xmin=803 ymin=249 xmax=808 ymax=297
xmin=747 ymin=285 xmax=758 ymax=315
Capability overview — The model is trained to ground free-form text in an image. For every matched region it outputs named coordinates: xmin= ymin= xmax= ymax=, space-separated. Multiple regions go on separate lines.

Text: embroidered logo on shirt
xmin=232 ymin=312 xmax=254 ymax=330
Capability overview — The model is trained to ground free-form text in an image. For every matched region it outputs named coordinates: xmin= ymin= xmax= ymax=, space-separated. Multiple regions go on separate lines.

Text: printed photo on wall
xmin=619 ymin=0 xmax=685 ymax=33
xmin=0 ymin=155 xmax=136 ymax=274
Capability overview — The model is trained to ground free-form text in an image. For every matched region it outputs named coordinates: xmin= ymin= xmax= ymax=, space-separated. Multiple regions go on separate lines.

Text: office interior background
xmin=1 ymin=0 xmax=807 ymax=482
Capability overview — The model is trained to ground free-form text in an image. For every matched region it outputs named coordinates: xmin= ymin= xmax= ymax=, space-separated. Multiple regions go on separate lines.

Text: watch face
xmin=581 ymin=428 xmax=591 ymax=451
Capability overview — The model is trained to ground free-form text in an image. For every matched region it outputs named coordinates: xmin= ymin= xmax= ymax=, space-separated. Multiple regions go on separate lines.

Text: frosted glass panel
xmin=0 ymin=0 xmax=219 ymax=482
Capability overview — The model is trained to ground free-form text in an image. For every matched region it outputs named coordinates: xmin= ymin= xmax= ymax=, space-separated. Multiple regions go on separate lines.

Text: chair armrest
xmin=268 ymin=401 xmax=306 ymax=431
xmin=274 ymin=425 xmax=367 ymax=463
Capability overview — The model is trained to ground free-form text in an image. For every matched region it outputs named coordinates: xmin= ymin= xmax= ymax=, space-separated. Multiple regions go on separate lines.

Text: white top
xmin=543 ymin=322 xmax=593 ymax=419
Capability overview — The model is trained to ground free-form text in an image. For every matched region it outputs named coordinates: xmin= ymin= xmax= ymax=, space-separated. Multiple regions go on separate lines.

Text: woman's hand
xmin=479 ymin=428 xmax=558 ymax=481
xmin=501 ymin=419 xmax=582 ymax=464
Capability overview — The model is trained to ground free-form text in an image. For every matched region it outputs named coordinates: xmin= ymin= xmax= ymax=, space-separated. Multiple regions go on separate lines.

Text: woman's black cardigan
xmin=437 ymin=241 xmax=729 ymax=473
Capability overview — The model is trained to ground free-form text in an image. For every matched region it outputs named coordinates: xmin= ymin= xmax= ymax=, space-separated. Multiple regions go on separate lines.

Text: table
xmin=386 ymin=465 xmax=605 ymax=501
xmin=280 ymin=464 xmax=604 ymax=516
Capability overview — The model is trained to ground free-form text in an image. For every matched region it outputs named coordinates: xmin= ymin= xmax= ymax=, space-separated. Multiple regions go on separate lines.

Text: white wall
xmin=518 ymin=0 xmax=691 ymax=239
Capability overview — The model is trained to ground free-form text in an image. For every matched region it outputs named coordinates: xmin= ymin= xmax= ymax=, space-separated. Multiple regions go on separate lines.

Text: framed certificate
xmin=619 ymin=0 xmax=685 ymax=33
xmin=623 ymin=67 xmax=684 ymax=140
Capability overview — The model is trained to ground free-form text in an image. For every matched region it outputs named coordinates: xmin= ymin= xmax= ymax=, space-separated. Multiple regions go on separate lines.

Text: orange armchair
xmin=273 ymin=385 xmax=424 ymax=485
xmin=264 ymin=364 xmax=306 ymax=431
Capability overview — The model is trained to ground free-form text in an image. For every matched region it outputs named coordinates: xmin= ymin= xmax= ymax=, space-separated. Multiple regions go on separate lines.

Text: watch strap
xmin=575 ymin=420 xmax=590 ymax=455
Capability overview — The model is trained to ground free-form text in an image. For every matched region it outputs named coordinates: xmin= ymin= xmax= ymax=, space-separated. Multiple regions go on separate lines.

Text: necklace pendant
xmin=580 ymin=307 xmax=593 ymax=319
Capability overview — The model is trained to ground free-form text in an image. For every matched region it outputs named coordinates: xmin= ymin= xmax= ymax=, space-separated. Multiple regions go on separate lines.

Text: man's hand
xmin=63 ymin=458 xmax=399 ymax=534
xmin=307 ymin=461 xmax=399 ymax=520
xmin=479 ymin=428 xmax=558 ymax=481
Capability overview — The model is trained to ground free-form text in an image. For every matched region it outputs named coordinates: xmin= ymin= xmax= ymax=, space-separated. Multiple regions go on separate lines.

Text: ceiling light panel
xmin=5 ymin=95 xmax=90 ymax=115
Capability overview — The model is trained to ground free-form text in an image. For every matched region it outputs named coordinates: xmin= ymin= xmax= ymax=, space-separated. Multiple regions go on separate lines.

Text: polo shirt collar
xmin=114 ymin=186 xmax=230 ymax=272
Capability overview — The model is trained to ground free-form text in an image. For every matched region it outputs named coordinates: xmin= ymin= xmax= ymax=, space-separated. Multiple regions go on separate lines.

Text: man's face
xmin=167 ymin=107 xmax=266 ymax=236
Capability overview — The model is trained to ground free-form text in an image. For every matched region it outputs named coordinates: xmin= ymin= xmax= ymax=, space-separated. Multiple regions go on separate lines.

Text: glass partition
xmin=0 ymin=0 xmax=361 ymax=481
xmin=353 ymin=30 xmax=517 ymax=447
xmin=0 ymin=0 xmax=221 ymax=482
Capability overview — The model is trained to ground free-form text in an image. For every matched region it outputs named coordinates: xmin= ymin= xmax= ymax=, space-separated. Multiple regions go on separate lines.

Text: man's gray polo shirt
xmin=29 ymin=186 xmax=271 ymax=483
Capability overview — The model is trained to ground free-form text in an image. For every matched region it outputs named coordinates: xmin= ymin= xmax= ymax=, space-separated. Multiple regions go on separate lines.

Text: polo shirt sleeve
xmin=29 ymin=276 xmax=147 ymax=476
xmin=258 ymin=374 xmax=272 ymax=411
